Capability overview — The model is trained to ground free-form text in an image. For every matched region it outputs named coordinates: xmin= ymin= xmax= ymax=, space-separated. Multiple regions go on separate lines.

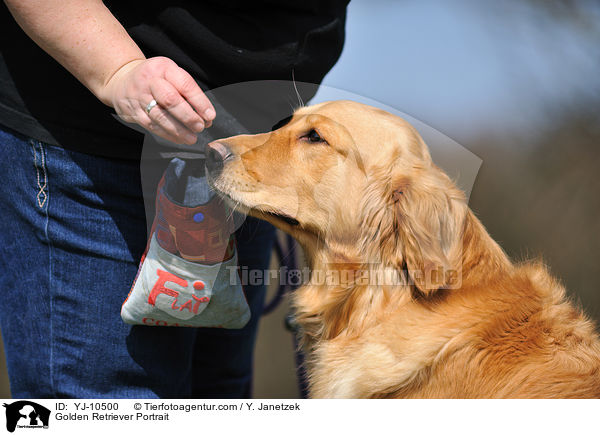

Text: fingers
xmin=150 ymin=78 xmax=206 ymax=132
xmin=165 ymin=66 xmax=215 ymax=125
xmin=142 ymin=102 xmax=198 ymax=145
xmin=108 ymin=57 xmax=216 ymax=144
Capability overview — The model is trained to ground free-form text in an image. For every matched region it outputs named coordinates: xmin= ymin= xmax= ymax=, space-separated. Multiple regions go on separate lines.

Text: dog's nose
xmin=206 ymin=141 xmax=233 ymax=176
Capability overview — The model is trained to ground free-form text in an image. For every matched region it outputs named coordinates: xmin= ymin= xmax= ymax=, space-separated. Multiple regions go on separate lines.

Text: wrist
xmin=95 ymin=58 xmax=146 ymax=107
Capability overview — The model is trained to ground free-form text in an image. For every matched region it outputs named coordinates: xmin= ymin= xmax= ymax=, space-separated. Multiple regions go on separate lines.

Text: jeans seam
xmin=30 ymin=139 xmax=55 ymax=395
xmin=30 ymin=141 xmax=48 ymax=209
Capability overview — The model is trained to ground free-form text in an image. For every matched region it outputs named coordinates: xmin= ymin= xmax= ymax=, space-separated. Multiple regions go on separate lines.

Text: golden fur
xmin=208 ymin=100 xmax=600 ymax=398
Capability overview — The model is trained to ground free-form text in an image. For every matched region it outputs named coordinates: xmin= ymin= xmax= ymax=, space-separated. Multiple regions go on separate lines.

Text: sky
xmin=316 ymin=0 xmax=600 ymax=142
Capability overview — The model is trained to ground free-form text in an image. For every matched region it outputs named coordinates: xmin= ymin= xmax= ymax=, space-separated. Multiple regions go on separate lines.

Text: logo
xmin=3 ymin=401 xmax=50 ymax=432
xmin=147 ymin=269 xmax=210 ymax=320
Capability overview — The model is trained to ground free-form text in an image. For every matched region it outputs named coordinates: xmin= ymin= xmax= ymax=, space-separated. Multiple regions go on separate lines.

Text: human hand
xmin=100 ymin=57 xmax=215 ymax=145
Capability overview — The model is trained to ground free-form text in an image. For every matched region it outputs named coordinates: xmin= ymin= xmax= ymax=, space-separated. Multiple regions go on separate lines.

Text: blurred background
xmin=1 ymin=0 xmax=599 ymax=398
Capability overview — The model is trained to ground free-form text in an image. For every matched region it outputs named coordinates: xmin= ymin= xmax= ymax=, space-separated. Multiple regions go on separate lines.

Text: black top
xmin=0 ymin=0 xmax=348 ymax=159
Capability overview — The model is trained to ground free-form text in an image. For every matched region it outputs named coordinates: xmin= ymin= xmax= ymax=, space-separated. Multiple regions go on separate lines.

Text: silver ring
xmin=145 ymin=99 xmax=158 ymax=115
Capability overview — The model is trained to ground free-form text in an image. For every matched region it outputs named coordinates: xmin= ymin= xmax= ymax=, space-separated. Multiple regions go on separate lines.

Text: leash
xmin=263 ymin=232 xmax=309 ymax=398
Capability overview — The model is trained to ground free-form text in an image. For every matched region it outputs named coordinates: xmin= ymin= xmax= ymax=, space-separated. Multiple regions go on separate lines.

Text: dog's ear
xmin=361 ymin=164 xmax=466 ymax=294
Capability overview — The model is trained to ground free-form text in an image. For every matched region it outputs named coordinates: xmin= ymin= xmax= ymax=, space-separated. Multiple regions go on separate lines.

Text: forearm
xmin=5 ymin=0 xmax=215 ymax=144
xmin=4 ymin=0 xmax=145 ymax=105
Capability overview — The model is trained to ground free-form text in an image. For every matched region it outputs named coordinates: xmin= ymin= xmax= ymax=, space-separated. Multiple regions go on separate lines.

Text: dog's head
xmin=208 ymin=100 xmax=467 ymax=292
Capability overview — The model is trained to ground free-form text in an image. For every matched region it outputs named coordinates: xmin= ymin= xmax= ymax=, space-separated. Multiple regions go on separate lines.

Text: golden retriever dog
xmin=206 ymin=100 xmax=600 ymax=398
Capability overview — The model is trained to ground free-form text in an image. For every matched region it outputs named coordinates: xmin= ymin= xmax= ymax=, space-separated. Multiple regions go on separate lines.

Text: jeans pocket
xmin=29 ymin=139 xmax=49 ymax=209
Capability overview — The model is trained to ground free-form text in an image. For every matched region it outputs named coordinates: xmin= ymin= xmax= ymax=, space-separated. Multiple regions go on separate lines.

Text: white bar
xmin=2 ymin=399 xmax=597 ymax=435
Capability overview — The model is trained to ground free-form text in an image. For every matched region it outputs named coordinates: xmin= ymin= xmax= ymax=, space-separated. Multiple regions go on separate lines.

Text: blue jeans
xmin=0 ymin=126 xmax=276 ymax=398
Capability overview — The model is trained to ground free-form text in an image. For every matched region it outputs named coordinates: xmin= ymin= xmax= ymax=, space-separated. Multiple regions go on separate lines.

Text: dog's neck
xmin=300 ymin=207 xmax=510 ymax=292
xmin=292 ymin=207 xmax=512 ymax=349
xmin=291 ymin=208 xmax=514 ymax=397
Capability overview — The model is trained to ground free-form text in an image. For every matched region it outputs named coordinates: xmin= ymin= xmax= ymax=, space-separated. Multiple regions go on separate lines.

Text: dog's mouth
xmin=210 ymin=186 xmax=300 ymax=227
xmin=262 ymin=210 xmax=300 ymax=226
xmin=208 ymin=171 xmax=301 ymax=227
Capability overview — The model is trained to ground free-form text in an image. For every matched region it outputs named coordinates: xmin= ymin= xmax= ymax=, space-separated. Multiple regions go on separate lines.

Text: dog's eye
xmin=301 ymin=129 xmax=326 ymax=144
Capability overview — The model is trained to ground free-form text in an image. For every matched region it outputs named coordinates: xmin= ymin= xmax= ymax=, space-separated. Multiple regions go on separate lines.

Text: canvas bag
xmin=121 ymin=158 xmax=249 ymax=328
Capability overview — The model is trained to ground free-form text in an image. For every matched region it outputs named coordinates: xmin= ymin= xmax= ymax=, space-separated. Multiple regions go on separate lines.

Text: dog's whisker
xmin=291 ymin=69 xmax=304 ymax=109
